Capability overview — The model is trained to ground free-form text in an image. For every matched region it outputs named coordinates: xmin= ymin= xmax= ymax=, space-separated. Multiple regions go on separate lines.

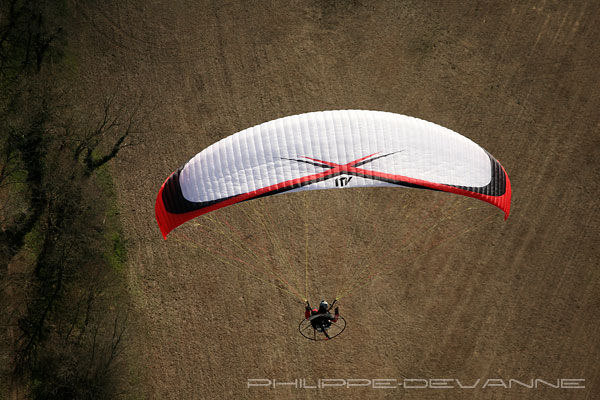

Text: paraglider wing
xmin=156 ymin=110 xmax=511 ymax=238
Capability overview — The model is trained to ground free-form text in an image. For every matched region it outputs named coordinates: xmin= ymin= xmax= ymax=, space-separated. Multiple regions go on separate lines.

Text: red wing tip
xmin=155 ymin=176 xmax=174 ymax=240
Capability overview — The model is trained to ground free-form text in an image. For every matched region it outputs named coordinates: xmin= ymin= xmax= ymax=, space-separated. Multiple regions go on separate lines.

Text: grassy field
xmin=68 ymin=1 xmax=599 ymax=398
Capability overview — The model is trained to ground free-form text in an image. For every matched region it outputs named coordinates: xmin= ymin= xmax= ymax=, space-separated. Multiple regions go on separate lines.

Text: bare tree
xmin=72 ymin=94 xmax=144 ymax=174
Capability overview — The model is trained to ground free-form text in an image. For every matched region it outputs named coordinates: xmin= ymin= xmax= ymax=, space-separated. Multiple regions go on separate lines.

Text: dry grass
xmin=67 ymin=1 xmax=600 ymax=398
